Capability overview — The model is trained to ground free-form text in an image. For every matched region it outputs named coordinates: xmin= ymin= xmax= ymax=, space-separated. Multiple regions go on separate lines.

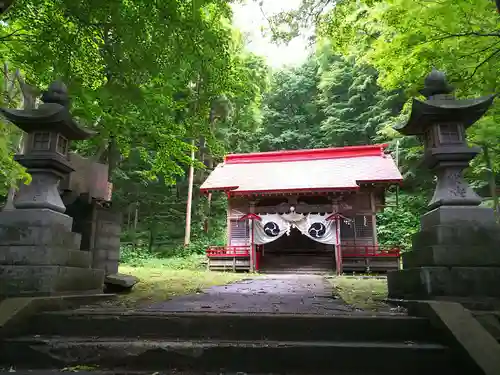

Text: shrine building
xmin=200 ymin=144 xmax=403 ymax=274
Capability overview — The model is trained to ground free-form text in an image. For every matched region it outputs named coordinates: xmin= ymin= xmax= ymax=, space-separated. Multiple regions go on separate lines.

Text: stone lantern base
xmin=0 ymin=208 xmax=105 ymax=297
xmin=387 ymin=206 xmax=500 ymax=300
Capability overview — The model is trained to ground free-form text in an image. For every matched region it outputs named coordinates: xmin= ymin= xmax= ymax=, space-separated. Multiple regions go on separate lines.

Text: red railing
xmin=341 ymin=246 xmax=401 ymax=258
xmin=206 ymin=245 xmax=251 ymax=258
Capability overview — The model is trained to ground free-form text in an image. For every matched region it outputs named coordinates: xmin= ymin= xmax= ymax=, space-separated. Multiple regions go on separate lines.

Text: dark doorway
xmin=259 ymin=228 xmax=335 ymax=274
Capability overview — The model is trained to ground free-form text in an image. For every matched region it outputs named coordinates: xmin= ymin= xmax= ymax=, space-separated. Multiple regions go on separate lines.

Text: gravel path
xmin=145 ymin=274 xmax=361 ymax=314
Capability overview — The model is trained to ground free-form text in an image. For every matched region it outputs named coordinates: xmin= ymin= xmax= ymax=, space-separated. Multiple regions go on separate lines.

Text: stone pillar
xmin=387 ymin=69 xmax=500 ymax=301
xmin=92 ymin=205 xmax=122 ymax=275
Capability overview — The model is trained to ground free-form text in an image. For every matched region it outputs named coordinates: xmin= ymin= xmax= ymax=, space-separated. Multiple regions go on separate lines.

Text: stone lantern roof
xmin=0 ymin=80 xmax=96 ymax=140
xmin=395 ymin=69 xmax=496 ymax=136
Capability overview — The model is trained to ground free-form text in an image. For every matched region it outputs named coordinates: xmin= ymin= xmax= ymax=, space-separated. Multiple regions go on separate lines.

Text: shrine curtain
xmin=252 ymin=212 xmax=338 ymax=245
xmin=300 ymin=213 xmax=338 ymax=245
xmin=253 ymin=214 xmax=290 ymax=244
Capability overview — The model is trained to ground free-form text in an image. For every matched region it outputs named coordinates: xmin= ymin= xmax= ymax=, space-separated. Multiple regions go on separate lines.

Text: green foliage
xmin=120 ymin=245 xmax=206 ymax=270
xmin=0 ymin=68 xmax=32 ymax=196
xmin=316 ymin=42 xmax=404 ymax=146
xmin=257 ymin=57 xmax=325 ymax=151
xmin=1 ymin=0 xmax=241 ymax=183
xmin=376 ymin=191 xmax=428 ymax=250
xmin=0 ymin=119 xmax=29 ymax=195
xmin=319 ymin=0 xmax=500 ymax=186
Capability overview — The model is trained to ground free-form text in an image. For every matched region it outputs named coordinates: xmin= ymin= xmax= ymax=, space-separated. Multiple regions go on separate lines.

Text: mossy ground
xmin=329 ymin=275 xmax=389 ymax=311
xmin=112 ymin=254 xmax=251 ymax=307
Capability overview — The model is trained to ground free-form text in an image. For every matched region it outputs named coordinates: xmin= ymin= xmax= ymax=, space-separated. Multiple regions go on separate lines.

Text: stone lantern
xmin=399 ymin=69 xmax=494 ymax=210
xmin=0 ymin=81 xmax=105 ymax=297
xmin=2 ymin=81 xmax=95 ymax=213
xmin=387 ymin=69 xmax=500 ymax=301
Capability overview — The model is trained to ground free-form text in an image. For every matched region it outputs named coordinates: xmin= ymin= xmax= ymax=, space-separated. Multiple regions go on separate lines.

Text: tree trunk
xmin=133 ymin=202 xmax=139 ymax=250
xmin=184 ymin=140 xmax=195 ymax=246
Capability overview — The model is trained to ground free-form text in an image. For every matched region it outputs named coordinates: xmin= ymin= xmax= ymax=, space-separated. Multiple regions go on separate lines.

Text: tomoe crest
xmin=308 ymin=222 xmax=326 ymax=238
xmin=263 ymin=222 xmax=280 ymax=237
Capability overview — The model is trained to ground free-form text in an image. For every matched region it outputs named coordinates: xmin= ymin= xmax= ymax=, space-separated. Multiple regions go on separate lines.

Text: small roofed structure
xmin=201 ymin=144 xmax=403 ymax=274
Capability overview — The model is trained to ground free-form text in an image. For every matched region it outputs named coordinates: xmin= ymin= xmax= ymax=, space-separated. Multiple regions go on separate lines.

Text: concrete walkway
xmin=145 ymin=274 xmax=363 ymax=314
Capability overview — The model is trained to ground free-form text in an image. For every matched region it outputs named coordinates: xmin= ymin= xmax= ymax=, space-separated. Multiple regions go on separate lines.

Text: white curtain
xmin=300 ymin=213 xmax=338 ymax=245
xmin=253 ymin=214 xmax=290 ymax=244
xmin=252 ymin=212 xmax=338 ymax=246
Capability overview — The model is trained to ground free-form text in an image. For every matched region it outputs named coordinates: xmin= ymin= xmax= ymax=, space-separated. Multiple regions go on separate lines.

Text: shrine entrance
xmin=259 ymin=226 xmax=335 ymax=274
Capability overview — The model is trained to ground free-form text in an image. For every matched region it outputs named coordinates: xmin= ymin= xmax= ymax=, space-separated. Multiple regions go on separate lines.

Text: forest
xmin=0 ymin=0 xmax=499 ymax=263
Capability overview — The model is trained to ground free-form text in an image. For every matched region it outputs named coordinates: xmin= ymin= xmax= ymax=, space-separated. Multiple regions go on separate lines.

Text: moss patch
xmin=330 ymin=276 xmax=389 ymax=311
xmin=113 ymin=265 xmax=248 ymax=307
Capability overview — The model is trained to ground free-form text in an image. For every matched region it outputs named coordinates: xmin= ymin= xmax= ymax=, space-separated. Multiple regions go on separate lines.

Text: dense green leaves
xmin=1 ymin=0 xmax=238 ymax=183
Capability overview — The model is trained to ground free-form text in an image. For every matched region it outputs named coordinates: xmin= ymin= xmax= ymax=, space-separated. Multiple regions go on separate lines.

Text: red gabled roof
xmin=225 ymin=144 xmax=387 ymax=164
xmin=200 ymin=144 xmax=402 ymax=195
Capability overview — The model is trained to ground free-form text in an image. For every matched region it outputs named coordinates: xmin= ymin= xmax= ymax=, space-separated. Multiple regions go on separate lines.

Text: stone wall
xmin=92 ymin=207 xmax=121 ymax=274
xmin=66 ymin=197 xmax=122 ymax=276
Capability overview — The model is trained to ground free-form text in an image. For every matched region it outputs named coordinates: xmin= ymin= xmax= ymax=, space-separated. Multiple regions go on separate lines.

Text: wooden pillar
xmin=249 ymin=200 xmax=256 ymax=272
xmin=370 ymin=192 xmax=378 ymax=247
xmin=226 ymin=196 xmax=231 ymax=245
xmin=332 ymin=201 xmax=341 ymax=275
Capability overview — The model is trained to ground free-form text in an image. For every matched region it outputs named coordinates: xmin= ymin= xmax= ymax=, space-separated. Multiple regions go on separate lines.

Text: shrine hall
xmin=200 ymin=144 xmax=403 ymax=274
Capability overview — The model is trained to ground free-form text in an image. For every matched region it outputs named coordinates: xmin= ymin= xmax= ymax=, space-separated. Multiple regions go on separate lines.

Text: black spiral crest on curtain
xmin=263 ymin=222 xmax=280 ymax=237
xmin=308 ymin=222 xmax=326 ymax=238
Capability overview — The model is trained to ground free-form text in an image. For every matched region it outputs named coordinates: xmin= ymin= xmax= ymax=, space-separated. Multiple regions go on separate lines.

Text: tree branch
xmin=467 ymin=48 xmax=500 ymax=79
xmin=0 ymin=27 xmax=31 ymax=42
xmin=457 ymin=40 xmax=500 ymax=60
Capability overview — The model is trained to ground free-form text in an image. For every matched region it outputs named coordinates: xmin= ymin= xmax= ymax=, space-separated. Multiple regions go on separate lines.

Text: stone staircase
xmin=0 ymin=308 xmax=480 ymax=374
xmin=260 ymin=253 xmax=334 ymax=274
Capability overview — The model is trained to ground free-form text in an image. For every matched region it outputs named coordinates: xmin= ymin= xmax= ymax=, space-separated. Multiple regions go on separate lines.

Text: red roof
xmin=200 ymin=144 xmax=402 ymax=195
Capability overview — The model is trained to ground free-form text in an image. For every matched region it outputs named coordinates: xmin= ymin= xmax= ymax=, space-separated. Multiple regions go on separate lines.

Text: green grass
xmin=329 ymin=276 xmax=389 ymax=311
xmin=114 ymin=254 xmax=249 ymax=307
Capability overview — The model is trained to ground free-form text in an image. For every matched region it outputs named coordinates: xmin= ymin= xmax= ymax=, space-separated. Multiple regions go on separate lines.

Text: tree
xmin=316 ymin=41 xmax=403 ymax=146
xmin=1 ymin=0 xmax=236 ymax=185
xmin=256 ymin=57 xmax=325 ymax=151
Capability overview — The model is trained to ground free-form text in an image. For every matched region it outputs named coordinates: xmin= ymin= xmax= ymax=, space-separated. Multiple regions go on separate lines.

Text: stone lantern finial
xmin=419 ymin=68 xmax=454 ymax=99
xmin=41 ymin=80 xmax=70 ymax=108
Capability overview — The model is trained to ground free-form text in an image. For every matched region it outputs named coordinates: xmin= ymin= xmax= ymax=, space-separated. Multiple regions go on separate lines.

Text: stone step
xmin=0 ymin=337 xmax=465 ymax=375
xmin=259 ymin=269 xmax=332 ymax=274
xmin=0 ymin=372 xmax=369 ymax=375
xmin=18 ymin=310 xmax=437 ymax=343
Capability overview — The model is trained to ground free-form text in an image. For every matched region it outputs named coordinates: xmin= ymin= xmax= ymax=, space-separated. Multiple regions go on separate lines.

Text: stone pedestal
xmin=0 ymin=209 xmax=105 ymax=297
xmin=388 ymin=206 xmax=500 ymax=299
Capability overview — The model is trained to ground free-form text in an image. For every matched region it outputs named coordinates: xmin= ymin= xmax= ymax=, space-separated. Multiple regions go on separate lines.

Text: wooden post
xmin=249 ymin=201 xmax=256 ymax=272
xmin=184 ymin=140 xmax=195 ymax=246
xmin=335 ymin=216 xmax=342 ymax=275
xmin=226 ymin=196 xmax=231 ymax=245
xmin=370 ymin=192 xmax=378 ymax=246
